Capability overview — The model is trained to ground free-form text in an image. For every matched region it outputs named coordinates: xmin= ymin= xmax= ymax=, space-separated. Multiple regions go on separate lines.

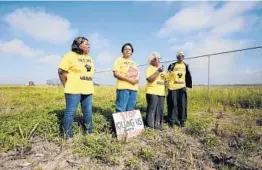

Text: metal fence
xmin=93 ymin=45 xmax=262 ymax=90
xmin=43 ymin=45 xmax=262 ymax=88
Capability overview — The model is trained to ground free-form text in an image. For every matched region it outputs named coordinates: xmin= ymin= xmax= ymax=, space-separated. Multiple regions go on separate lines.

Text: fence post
xmin=208 ymin=55 xmax=211 ymax=112
xmin=208 ymin=56 xmax=210 ymax=93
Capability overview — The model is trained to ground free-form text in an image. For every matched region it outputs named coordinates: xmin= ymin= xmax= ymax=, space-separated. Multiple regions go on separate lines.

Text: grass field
xmin=0 ymin=85 xmax=261 ymax=170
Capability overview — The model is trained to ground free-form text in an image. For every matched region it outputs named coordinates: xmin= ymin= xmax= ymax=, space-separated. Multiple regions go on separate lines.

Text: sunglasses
xmin=153 ymin=57 xmax=160 ymax=61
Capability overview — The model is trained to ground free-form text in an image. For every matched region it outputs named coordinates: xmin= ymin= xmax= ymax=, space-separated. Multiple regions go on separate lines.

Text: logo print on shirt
xmin=177 ymin=73 xmax=183 ymax=78
xmin=124 ymin=62 xmax=134 ymax=66
xmin=85 ymin=64 xmax=91 ymax=72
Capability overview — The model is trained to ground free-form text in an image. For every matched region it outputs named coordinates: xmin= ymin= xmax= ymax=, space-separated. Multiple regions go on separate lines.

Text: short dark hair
xmin=121 ymin=43 xmax=134 ymax=53
xmin=71 ymin=37 xmax=88 ymax=54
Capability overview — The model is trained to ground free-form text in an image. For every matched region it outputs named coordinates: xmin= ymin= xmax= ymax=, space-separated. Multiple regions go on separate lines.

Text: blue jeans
xmin=63 ymin=94 xmax=93 ymax=138
xmin=116 ymin=89 xmax=137 ymax=112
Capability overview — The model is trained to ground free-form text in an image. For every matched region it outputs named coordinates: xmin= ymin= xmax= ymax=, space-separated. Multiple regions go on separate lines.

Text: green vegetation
xmin=0 ymin=86 xmax=261 ymax=169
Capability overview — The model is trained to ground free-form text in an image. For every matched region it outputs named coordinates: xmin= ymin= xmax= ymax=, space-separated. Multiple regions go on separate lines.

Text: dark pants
xmin=167 ymin=87 xmax=187 ymax=125
xmin=146 ymin=94 xmax=165 ymax=129
xmin=63 ymin=94 xmax=93 ymax=138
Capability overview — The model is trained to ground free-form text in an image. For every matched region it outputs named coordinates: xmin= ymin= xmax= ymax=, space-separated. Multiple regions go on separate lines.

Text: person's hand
xmin=158 ymin=65 xmax=164 ymax=73
xmin=164 ymin=81 xmax=169 ymax=88
xmin=127 ymin=77 xmax=138 ymax=85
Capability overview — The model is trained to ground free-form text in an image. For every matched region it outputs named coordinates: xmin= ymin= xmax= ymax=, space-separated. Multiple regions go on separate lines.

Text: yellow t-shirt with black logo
xmin=113 ymin=57 xmax=139 ymax=91
xmin=146 ymin=65 xmax=166 ymax=96
xmin=58 ymin=51 xmax=95 ymax=94
xmin=167 ymin=63 xmax=186 ymax=90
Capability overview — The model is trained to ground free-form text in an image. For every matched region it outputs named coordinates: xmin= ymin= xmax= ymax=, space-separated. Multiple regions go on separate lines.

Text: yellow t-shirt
xmin=113 ymin=57 xmax=139 ymax=91
xmin=167 ymin=63 xmax=186 ymax=90
xmin=58 ymin=51 xmax=95 ymax=94
xmin=145 ymin=65 xmax=166 ymax=96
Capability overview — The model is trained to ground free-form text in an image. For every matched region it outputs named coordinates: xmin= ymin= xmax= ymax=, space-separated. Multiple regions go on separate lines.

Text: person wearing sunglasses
xmin=145 ymin=51 xmax=166 ymax=130
xmin=166 ymin=51 xmax=192 ymax=127
xmin=58 ymin=36 xmax=95 ymax=139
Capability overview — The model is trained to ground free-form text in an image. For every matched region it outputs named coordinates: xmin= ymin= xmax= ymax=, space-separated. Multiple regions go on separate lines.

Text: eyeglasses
xmin=82 ymin=42 xmax=90 ymax=46
xmin=153 ymin=57 xmax=160 ymax=61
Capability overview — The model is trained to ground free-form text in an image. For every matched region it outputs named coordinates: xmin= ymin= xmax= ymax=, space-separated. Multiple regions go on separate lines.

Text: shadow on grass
xmin=48 ymin=109 xmax=92 ymax=137
xmin=93 ymin=106 xmax=114 ymax=122
xmin=48 ymin=105 xmax=118 ymax=136
xmin=92 ymin=106 xmax=117 ymax=136
xmin=47 ymin=104 xmax=169 ymax=137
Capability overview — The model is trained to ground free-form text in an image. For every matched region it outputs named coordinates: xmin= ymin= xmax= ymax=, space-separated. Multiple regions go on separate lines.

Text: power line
xmin=95 ymin=45 xmax=262 ymax=73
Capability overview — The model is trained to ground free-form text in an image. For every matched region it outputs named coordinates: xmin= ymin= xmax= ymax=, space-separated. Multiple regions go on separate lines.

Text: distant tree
xmin=94 ymin=82 xmax=100 ymax=86
xmin=29 ymin=81 xmax=35 ymax=86
xmin=46 ymin=78 xmax=62 ymax=86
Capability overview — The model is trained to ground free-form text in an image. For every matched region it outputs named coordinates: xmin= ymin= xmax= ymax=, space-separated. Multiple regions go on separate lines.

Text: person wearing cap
xmin=58 ymin=36 xmax=95 ymax=138
xmin=145 ymin=51 xmax=166 ymax=130
xmin=166 ymin=51 xmax=192 ymax=127
xmin=113 ymin=43 xmax=139 ymax=112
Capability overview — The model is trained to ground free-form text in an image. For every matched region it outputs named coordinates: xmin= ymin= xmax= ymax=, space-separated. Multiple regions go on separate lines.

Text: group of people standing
xmin=58 ymin=36 xmax=192 ymax=138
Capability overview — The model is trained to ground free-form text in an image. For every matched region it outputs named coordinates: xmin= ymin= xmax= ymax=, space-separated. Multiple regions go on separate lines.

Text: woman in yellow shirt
xmin=113 ymin=43 xmax=139 ymax=112
xmin=58 ymin=37 xmax=95 ymax=138
xmin=145 ymin=51 xmax=166 ymax=130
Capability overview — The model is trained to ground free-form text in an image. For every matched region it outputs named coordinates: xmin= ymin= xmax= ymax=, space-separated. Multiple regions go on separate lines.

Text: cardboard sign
xmin=126 ymin=66 xmax=138 ymax=79
xmin=113 ymin=110 xmax=144 ymax=141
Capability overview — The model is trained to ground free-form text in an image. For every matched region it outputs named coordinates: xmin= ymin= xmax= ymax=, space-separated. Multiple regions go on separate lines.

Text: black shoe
xmin=156 ymin=125 xmax=163 ymax=131
xmin=168 ymin=122 xmax=174 ymax=128
xmin=174 ymin=120 xmax=181 ymax=127
xmin=180 ymin=122 xmax=185 ymax=127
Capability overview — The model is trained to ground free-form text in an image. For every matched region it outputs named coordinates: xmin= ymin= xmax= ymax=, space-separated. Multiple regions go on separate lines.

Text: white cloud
xmin=38 ymin=54 xmax=61 ymax=65
xmin=157 ymin=2 xmax=259 ymax=38
xmin=0 ymin=39 xmax=61 ymax=67
xmin=4 ymin=8 xmax=77 ymax=44
xmin=96 ymin=51 xmax=113 ymax=64
xmin=172 ymin=37 xmax=249 ymax=85
xmin=157 ymin=3 xmax=214 ymax=38
xmin=0 ymin=39 xmax=43 ymax=58
xmin=157 ymin=2 xmax=260 ymax=85
xmin=89 ymin=34 xmax=117 ymax=84
xmin=167 ymin=38 xmax=177 ymax=44
xmin=87 ymin=32 xmax=117 ymax=66
xmin=185 ymin=37 xmax=247 ymax=72
xmin=171 ymin=41 xmax=195 ymax=53
xmin=89 ymin=32 xmax=109 ymax=50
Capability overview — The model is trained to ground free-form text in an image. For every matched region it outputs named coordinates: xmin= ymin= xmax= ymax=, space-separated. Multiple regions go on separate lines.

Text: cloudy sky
xmin=0 ymin=1 xmax=262 ymax=85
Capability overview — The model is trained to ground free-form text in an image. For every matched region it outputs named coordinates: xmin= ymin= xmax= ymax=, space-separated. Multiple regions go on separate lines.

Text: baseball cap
xmin=176 ymin=51 xmax=184 ymax=57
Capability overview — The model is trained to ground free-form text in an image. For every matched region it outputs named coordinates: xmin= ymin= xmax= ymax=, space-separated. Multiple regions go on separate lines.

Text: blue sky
xmin=0 ymin=1 xmax=262 ymax=85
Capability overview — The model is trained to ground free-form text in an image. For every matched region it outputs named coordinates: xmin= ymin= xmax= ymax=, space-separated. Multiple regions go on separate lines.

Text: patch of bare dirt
xmin=0 ymin=137 xmax=89 ymax=170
